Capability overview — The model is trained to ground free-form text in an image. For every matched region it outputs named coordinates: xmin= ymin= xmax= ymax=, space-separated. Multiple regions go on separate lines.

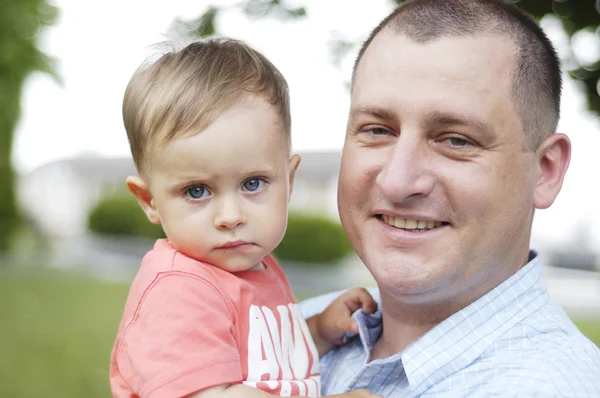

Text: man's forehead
xmin=352 ymin=30 xmax=517 ymax=101
xmin=356 ymin=29 xmax=516 ymax=80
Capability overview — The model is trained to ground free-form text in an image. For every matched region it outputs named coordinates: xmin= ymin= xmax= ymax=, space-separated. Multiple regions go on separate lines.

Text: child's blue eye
xmin=242 ymin=178 xmax=264 ymax=192
xmin=186 ymin=185 xmax=209 ymax=199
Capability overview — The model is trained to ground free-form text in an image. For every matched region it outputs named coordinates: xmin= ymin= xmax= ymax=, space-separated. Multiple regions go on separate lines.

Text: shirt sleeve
xmin=117 ymin=272 xmax=242 ymax=398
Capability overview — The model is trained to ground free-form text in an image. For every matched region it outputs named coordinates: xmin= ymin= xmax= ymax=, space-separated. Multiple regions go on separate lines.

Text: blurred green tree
xmin=88 ymin=195 xmax=164 ymax=240
xmin=180 ymin=0 xmax=600 ymax=119
xmin=0 ymin=0 xmax=58 ymax=251
xmin=273 ymin=213 xmax=353 ymax=264
xmin=511 ymin=0 xmax=600 ymax=117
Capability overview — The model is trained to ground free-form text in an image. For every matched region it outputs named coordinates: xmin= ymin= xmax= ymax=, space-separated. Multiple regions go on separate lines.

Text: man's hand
xmin=307 ymin=287 xmax=377 ymax=356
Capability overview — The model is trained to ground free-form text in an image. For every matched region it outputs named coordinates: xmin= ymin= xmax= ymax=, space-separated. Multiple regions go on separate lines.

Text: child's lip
xmin=216 ymin=240 xmax=253 ymax=249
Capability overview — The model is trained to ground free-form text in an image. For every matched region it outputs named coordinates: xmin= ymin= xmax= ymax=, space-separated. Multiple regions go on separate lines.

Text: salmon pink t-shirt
xmin=110 ymin=239 xmax=320 ymax=398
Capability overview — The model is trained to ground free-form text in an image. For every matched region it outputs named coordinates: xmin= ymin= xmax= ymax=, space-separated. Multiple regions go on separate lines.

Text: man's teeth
xmin=382 ymin=215 xmax=442 ymax=230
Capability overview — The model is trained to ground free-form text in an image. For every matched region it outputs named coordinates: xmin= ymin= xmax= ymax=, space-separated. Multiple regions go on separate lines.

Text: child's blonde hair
xmin=123 ymin=38 xmax=291 ymax=174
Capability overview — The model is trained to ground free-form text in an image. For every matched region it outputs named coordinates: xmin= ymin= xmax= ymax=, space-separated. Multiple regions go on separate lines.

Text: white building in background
xmin=17 ymin=151 xmax=342 ymax=239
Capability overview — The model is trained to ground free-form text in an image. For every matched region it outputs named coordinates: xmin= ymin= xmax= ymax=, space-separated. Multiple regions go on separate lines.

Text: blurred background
xmin=1 ymin=0 xmax=600 ymax=396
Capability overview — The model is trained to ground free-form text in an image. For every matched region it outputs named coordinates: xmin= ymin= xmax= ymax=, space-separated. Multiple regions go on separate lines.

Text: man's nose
xmin=375 ymin=132 xmax=435 ymax=203
xmin=214 ymin=195 xmax=246 ymax=230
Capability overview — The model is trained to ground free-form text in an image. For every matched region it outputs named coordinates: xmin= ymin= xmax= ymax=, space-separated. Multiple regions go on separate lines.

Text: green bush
xmin=274 ymin=213 xmax=353 ymax=264
xmin=88 ymin=195 xmax=164 ymax=240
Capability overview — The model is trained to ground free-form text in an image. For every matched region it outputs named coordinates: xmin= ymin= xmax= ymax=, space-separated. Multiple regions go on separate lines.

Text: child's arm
xmin=305 ymin=287 xmax=377 ymax=357
xmin=187 ymin=384 xmax=383 ymax=397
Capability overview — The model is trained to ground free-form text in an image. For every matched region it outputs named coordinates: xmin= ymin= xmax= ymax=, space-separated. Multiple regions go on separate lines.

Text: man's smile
xmin=377 ymin=214 xmax=449 ymax=231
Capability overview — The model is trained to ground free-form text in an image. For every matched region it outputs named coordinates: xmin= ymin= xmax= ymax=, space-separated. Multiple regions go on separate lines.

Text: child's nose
xmin=214 ymin=196 xmax=245 ymax=230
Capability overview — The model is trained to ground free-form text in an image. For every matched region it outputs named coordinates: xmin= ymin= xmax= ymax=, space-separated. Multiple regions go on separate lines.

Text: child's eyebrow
xmin=167 ymin=179 xmax=206 ymax=194
xmin=167 ymin=166 xmax=278 ymax=187
xmin=238 ymin=167 xmax=277 ymax=176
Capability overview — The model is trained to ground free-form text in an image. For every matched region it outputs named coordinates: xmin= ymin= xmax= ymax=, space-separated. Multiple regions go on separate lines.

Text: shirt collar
xmin=353 ymin=251 xmax=548 ymax=394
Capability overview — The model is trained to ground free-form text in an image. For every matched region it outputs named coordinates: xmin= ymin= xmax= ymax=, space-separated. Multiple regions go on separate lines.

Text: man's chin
xmin=366 ymin=256 xmax=448 ymax=296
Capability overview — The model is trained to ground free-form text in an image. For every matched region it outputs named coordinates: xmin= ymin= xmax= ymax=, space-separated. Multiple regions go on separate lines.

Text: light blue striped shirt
xmin=300 ymin=252 xmax=600 ymax=397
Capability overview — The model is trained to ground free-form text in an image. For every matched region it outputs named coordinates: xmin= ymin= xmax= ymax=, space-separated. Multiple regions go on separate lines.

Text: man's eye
xmin=369 ymin=127 xmax=390 ymax=135
xmin=447 ymin=136 xmax=472 ymax=147
xmin=242 ymin=178 xmax=265 ymax=192
xmin=186 ymin=185 xmax=209 ymax=199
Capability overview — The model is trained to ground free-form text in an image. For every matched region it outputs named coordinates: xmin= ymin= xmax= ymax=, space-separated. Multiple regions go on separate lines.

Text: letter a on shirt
xmin=245 ymin=303 xmax=320 ymax=395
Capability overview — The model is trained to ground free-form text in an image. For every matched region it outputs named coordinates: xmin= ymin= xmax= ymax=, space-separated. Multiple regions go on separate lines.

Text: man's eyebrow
xmin=424 ymin=111 xmax=492 ymax=136
xmin=349 ymin=106 xmax=395 ymax=122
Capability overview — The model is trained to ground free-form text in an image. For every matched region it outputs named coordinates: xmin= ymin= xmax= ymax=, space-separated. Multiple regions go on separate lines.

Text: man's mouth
xmin=378 ymin=214 xmax=449 ymax=231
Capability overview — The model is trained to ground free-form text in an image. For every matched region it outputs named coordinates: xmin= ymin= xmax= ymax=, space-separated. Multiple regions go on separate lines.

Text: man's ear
xmin=533 ymin=133 xmax=571 ymax=209
xmin=126 ymin=175 xmax=161 ymax=224
xmin=287 ymin=154 xmax=301 ymax=201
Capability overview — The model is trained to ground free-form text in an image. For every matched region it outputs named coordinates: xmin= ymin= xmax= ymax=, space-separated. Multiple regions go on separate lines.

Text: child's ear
xmin=532 ymin=133 xmax=571 ymax=209
xmin=287 ymin=154 xmax=301 ymax=201
xmin=126 ymin=175 xmax=161 ymax=224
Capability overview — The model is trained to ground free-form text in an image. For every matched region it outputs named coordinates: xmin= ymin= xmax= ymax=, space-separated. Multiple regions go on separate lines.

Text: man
xmin=302 ymin=0 xmax=600 ymax=396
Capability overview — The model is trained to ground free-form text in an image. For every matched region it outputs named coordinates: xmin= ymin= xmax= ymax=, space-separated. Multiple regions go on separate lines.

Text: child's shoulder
xmin=136 ymin=239 xmax=220 ymax=284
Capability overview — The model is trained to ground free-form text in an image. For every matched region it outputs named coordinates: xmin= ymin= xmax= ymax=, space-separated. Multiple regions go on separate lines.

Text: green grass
xmin=573 ymin=318 xmax=600 ymax=346
xmin=0 ymin=272 xmax=598 ymax=398
xmin=0 ymin=272 xmax=129 ymax=398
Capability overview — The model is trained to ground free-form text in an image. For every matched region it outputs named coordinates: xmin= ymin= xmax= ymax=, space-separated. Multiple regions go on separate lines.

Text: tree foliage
xmin=182 ymin=0 xmax=600 ymax=119
xmin=273 ymin=213 xmax=353 ymax=264
xmin=510 ymin=0 xmax=600 ymax=120
xmin=88 ymin=195 xmax=165 ymax=240
xmin=0 ymin=0 xmax=58 ymax=250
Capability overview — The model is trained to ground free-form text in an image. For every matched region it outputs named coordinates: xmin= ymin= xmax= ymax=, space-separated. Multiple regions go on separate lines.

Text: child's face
xmin=129 ymin=97 xmax=299 ymax=272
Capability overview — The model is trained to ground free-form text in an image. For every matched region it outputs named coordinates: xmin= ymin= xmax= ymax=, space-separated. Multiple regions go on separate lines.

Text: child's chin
xmin=217 ymin=257 xmax=264 ymax=273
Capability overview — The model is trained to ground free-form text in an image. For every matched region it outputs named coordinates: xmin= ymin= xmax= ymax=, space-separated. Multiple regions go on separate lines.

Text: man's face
xmin=339 ymin=31 xmax=540 ymax=305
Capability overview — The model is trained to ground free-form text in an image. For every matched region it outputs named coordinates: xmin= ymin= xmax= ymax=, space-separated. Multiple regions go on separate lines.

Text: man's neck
xmin=369 ymin=294 xmax=454 ymax=361
xmin=369 ymin=252 xmax=532 ymax=361
xmin=367 ymin=249 xmax=535 ymax=361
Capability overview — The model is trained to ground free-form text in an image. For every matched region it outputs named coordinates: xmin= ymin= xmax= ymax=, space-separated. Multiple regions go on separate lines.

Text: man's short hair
xmin=352 ymin=0 xmax=562 ymax=149
xmin=123 ymin=38 xmax=291 ymax=174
